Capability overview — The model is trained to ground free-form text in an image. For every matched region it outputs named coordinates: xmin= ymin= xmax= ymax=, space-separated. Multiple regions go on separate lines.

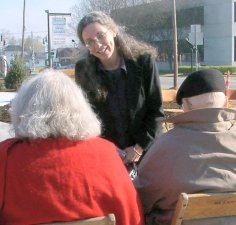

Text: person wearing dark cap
xmin=134 ymin=68 xmax=236 ymax=225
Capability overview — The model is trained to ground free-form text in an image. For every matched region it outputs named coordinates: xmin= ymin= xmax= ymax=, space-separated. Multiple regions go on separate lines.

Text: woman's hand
xmin=123 ymin=144 xmax=143 ymax=164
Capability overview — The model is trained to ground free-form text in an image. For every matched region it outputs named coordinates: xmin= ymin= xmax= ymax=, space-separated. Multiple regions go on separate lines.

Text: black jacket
xmin=75 ymin=54 xmax=164 ymax=151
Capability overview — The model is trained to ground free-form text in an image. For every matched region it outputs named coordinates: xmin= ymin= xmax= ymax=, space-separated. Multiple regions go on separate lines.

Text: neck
xmin=101 ymin=50 xmax=120 ymax=70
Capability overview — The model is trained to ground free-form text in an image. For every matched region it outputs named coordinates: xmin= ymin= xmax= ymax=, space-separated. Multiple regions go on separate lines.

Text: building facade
xmin=185 ymin=0 xmax=235 ymax=66
xmin=113 ymin=0 xmax=236 ymax=68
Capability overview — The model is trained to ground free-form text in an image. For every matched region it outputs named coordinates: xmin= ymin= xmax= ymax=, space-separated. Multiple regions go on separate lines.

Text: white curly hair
xmin=10 ymin=69 xmax=101 ymax=140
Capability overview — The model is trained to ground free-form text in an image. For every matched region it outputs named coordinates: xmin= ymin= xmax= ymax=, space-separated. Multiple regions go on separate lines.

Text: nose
xmin=94 ymin=40 xmax=103 ymax=48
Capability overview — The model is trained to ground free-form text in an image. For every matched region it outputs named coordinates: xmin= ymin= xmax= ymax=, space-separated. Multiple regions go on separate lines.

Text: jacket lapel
xmin=125 ymin=58 xmax=143 ymax=120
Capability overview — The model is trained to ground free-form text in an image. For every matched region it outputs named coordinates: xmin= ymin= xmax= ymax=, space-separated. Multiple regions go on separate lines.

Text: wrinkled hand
xmin=123 ymin=144 xmax=143 ymax=164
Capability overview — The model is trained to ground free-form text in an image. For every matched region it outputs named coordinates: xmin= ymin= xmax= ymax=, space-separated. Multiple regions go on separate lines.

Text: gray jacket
xmin=134 ymin=108 xmax=236 ymax=225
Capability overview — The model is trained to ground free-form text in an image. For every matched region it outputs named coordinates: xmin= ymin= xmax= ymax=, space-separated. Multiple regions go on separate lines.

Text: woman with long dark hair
xmin=75 ymin=11 xmax=164 ymax=166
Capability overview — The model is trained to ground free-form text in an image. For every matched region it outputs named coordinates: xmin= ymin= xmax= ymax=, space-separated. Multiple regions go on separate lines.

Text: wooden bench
xmin=161 ymin=89 xmax=183 ymax=131
xmin=161 ymin=89 xmax=182 ymax=131
xmin=161 ymin=89 xmax=178 ymax=102
xmin=171 ymin=192 xmax=236 ymax=225
xmin=42 ymin=213 xmax=115 ymax=225
xmin=225 ymin=89 xmax=236 ymax=108
xmin=227 ymin=89 xmax=236 ymax=100
xmin=161 ymin=89 xmax=183 ymax=115
xmin=57 ymin=68 xmax=75 ymax=80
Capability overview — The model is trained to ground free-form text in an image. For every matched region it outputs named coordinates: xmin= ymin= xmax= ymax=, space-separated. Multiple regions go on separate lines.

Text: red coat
xmin=0 ymin=137 xmax=144 ymax=225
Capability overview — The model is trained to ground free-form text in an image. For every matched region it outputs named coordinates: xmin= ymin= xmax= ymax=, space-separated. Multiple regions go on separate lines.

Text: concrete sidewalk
xmin=0 ymin=92 xmax=15 ymax=141
xmin=0 ymin=91 xmax=16 ymax=106
xmin=0 ymin=122 xmax=14 ymax=141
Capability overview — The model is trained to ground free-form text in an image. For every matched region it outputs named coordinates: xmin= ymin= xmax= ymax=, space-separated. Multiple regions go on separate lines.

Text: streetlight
xmin=45 ymin=10 xmax=71 ymax=68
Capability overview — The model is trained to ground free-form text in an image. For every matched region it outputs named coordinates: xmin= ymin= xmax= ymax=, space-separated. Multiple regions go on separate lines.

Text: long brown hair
xmin=76 ymin=11 xmax=157 ymax=101
xmin=77 ymin=11 xmax=157 ymax=59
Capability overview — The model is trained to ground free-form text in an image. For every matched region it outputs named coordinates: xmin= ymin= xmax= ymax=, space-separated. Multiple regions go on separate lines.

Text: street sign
xmin=188 ymin=24 xmax=203 ymax=46
xmin=191 ymin=24 xmax=201 ymax=33
xmin=188 ymin=24 xmax=203 ymax=71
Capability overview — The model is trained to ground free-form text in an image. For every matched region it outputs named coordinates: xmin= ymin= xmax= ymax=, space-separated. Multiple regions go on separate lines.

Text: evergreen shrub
xmin=4 ymin=56 xmax=30 ymax=90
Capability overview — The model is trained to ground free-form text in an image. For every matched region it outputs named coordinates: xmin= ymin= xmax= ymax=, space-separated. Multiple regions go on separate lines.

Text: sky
xmin=0 ymin=0 xmax=78 ymax=40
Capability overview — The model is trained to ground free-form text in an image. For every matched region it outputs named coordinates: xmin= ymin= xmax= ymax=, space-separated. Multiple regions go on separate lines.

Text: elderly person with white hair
xmin=0 ymin=70 xmax=145 ymax=225
xmin=134 ymin=68 xmax=236 ymax=225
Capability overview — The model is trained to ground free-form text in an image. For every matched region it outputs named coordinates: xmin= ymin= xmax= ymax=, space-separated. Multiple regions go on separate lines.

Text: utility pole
xmin=45 ymin=10 xmax=51 ymax=67
xmin=45 ymin=10 xmax=71 ymax=68
xmin=194 ymin=25 xmax=198 ymax=71
xmin=0 ymin=34 xmax=3 ymax=54
xmin=31 ymin=32 xmax=35 ymax=71
xmin=172 ymin=0 xmax=178 ymax=89
xmin=21 ymin=0 xmax=26 ymax=58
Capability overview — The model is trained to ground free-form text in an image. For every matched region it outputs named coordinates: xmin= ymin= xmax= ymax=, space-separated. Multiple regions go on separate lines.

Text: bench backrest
xmin=42 ymin=213 xmax=116 ymax=225
xmin=228 ymin=89 xmax=236 ymax=100
xmin=161 ymin=89 xmax=178 ymax=102
xmin=171 ymin=192 xmax=236 ymax=225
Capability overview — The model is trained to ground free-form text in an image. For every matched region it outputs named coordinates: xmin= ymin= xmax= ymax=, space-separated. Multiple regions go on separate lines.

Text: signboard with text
xmin=52 ymin=17 xmax=67 ymax=48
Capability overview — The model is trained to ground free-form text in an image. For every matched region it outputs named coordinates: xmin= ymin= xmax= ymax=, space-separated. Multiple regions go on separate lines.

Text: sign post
xmin=45 ymin=10 xmax=71 ymax=68
xmin=188 ymin=24 xmax=203 ymax=71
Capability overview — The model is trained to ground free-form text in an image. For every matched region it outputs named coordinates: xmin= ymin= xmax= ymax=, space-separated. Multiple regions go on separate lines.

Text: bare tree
xmin=72 ymin=0 xmax=203 ymax=69
xmin=23 ymin=35 xmax=45 ymax=53
xmin=0 ymin=30 xmax=12 ymax=46
xmin=112 ymin=0 xmax=203 ymax=69
xmin=73 ymin=0 xmax=154 ymax=20
xmin=73 ymin=0 xmax=124 ymax=16
xmin=71 ymin=0 xmax=135 ymax=43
